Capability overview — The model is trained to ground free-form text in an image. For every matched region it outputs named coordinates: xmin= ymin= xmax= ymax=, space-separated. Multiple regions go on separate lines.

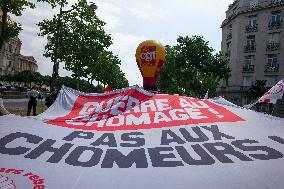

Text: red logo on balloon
xmin=140 ymin=46 xmax=156 ymax=66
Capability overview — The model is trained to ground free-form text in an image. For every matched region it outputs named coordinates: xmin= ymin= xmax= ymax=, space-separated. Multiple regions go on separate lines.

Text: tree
xmin=157 ymin=36 xmax=230 ymax=98
xmin=13 ymin=70 xmax=38 ymax=87
xmin=86 ymin=50 xmax=129 ymax=89
xmin=41 ymin=75 xmax=52 ymax=87
xmin=56 ymin=76 xmax=102 ymax=93
xmin=0 ymin=0 xmax=35 ymax=50
xmin=0 ymin=71 xmax=101 ymax=93
xmin=247 ymin=80 xmax=268 ymax=103
xmin=38 ymin=0 xmax=112 ymax=89
xmin=0 ymin=74 xmax=14 ymax=85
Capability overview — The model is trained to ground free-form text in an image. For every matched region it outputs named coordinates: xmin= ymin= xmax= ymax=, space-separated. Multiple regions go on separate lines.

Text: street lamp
xmin=50 ymin=2 xmax=97 ymax=89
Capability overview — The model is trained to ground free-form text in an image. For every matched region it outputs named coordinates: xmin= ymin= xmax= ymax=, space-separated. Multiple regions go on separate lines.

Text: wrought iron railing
xmin=266 ymin=42 xmax=280 ymax=51
xmin=243 ymin=64 xmax=255 ymax=72
xmin=245 ymin=25 xmax=258 ymax=32
xmin=265 ymin=64 xmax=279 ymax=72
xmin=244 ymin=44 xmax=256 ymax=52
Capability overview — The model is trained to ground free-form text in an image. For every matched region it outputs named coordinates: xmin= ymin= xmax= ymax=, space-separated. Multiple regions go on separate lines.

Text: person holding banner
xmin=27 ymin=86 xmax=40 ymax=116
xmin=45 ymin=88 xmax=58 ymax=108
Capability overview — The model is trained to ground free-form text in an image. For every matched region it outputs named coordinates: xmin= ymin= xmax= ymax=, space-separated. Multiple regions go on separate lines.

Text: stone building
xmin=218 ymin=0 xmax=284 ymax=105
xmin=0 ymin=13 xmax=37 ymax=75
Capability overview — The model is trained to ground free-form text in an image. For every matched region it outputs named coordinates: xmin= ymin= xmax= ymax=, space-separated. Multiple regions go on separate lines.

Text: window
xmin=267 ymin=33 xmax=280 ymax=50
xmin=226 ymin=42 xmax=231 ymax=57
xmin=271 ymin=11 xmax=281 ymax=24
xmin=246 ymin=35 xmax=256 ymax=49
xmin=248 ymin=16 xmax=257 ymax=27
xmin=267 ymin=54 xmax=278 ymax=66
xmin=245 ymin=55 xmax=254 ymax=66
xmin=243 ymin=76 xmax=253 ymax=87
xmin=268 ymin=33 xmax=280 ymax=43
xmin=226 ymin=24 xmax=232 ymax=40
xmin=247 ymin=35 xmax=255 ymax=45
xmin=243 ymin=56 xmax=254 ymax=71
xmin=245 ymin=35 xmax=256 ymax=52
xmin=266 ymin=76 xmax=278 ymax=87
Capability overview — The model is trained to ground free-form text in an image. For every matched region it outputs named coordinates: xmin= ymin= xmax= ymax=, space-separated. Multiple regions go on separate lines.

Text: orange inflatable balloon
xmin=135 ymin=40 xmax=166 ymax=90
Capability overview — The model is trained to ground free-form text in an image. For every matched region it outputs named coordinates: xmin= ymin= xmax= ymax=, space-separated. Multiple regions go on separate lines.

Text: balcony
xmin=244 ymin=44 xmax=256 ymax=53
xmin=247 ymin=5 xmax=260 ymax=12
xmin=226 ymin=33 xmax=232 ymax=40
xmin=270 ymin=0 xmax=284 ymax=5
xmin=267 ymin=42 xmax=281 ymax=51
xmin=268 ymin=21 xmax=282 ymax=30
xmin=246 ymin=25 xmax=258 ymax=33
xmin=245 ymin=25 xmax=258 ymax=33
xmin=243 ymin=64 xmax=255 ymax=72
xmin=265 ymin=64 xmax=279 ymax=72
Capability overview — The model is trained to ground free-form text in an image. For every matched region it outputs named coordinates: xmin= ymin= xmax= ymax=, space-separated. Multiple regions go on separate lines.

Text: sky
xmin=13 ymin=0 xmax=233 ymax=86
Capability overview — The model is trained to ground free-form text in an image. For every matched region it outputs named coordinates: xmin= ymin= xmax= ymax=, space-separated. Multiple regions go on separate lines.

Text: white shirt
xmin=29 ymin=89 xmax=39 ymax=98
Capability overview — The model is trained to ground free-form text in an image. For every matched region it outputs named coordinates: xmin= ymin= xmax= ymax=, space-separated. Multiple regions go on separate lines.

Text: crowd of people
xmin=26 ymin=87 xmax=58 ymax=116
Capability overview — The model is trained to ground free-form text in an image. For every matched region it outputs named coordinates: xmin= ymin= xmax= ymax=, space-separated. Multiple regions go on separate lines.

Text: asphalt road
xmin=3 ymin=98 xmax=29 ymax=109
xmin=3 ymin=98 xmax=45 ymax=109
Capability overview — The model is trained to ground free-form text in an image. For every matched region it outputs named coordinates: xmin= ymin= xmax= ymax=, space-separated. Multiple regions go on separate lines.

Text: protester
xmin=27 ymin=86 xmax=40 ymax=116
xmin=45 ymin=88 xmax=58 ymax=108
xmin=0 ymin=98 xmax=9 ymax=116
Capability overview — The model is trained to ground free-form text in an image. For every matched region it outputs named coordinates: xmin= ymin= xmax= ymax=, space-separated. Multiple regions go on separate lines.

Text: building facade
xmin=218 ymin=0 xmax=284 ymax=105
xmin=0 ymin=13 xmax=37 ymax=75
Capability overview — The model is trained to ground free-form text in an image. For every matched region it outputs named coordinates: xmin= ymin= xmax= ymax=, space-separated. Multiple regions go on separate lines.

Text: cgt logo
xmin=46 ymin=88 xmax=244 ymax=131
xmin=140 ymin=46 xmax=156 ymax=66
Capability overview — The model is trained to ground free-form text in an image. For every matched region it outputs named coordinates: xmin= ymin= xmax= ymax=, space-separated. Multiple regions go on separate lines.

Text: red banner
xmin=47 ymin=88 xmax=244 ymax=131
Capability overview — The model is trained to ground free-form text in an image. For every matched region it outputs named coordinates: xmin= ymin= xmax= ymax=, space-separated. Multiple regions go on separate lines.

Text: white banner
xmin=1 ymin=86 xmax=284 ymax=189
xmin=258 ymin=79 xmax=284 ymax=104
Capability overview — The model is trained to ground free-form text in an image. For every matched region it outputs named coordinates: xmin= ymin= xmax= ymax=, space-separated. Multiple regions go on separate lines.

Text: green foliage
xmin=0 ymin=71 xmax=102 ymax=93
xmin=247 ymin=80 xmax=268 ymax=103
xmin=86 ymin=50 xmax=129 ymax=89
xmin=157 ymin=36 xmax=230 ymax=98
xmin=56 ymin=76 xmax=102 ymax=93
xmin=38 ymin=0 xmax=128 ymax=89
xmin=0 ymin=0 xmax=35 ymax=48
xmin=0 ymin=74 xmax=14 ymax=83
xmin=0 ymin=21 xmax=21 ymax=43
xmin=0 ymin=0 xmax=35 ymax=16
xmin=0 ymin=70 xmax=50 ymax=87
xmin=13 ymin=70 xmax=35 ymax=84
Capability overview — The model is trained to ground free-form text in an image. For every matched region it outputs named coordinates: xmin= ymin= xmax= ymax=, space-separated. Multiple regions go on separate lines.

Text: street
xmin=3 ymin=98 xmax=45 ymax=109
